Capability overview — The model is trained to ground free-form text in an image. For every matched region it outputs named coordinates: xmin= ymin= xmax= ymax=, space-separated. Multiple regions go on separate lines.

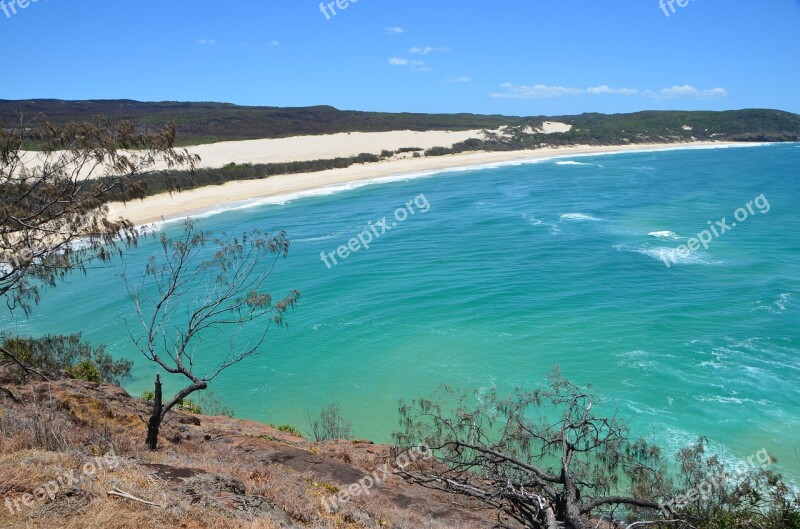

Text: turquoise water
xmin=7 ymin=144 xmax=799 ymax=477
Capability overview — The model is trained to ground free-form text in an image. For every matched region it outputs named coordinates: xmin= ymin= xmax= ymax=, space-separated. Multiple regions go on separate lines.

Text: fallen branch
xmin=0 ymin=346 xmax=49 ymax=381
xmin=107 ymin=487 xmax=162 ymax=508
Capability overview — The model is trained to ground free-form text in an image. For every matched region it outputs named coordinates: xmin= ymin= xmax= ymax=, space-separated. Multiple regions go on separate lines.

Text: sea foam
xmin=648 ymin=230 xmax=681 ymax=240
xmin=615 ymin=244 xmax=716 ymax=266
xmin=554 ymin=161 xmax=601 ymax=167
xmin=560 ymin=213 xmax=602 ymax=222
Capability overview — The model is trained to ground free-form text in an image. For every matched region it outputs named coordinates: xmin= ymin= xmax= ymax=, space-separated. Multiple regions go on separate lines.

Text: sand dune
xmin=174 ymin=129 xmax=493 ymax=169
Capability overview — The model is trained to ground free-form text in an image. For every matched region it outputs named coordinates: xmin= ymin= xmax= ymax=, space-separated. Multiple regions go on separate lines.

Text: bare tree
xmin=394 ymin=368 xmax=676 ymax=529
xmin=0 ymin=114 xmax=198 ymax=314
xmin=126 ymin=220 xmax=299 ymax=450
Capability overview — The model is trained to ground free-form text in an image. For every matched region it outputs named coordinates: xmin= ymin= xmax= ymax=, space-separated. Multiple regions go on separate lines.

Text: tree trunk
xmin=543 ymin=506 xmax=559 ymax=529
xmin=565 ymin=502 xmax=590 ymax=529
xmin=145 ymin=374 xmax=163 ymax=450
xmin=562 ymin=460 xmax=590 ymax=529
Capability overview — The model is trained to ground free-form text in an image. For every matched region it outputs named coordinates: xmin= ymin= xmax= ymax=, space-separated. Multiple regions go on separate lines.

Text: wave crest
xmin=560 ymin=213 xmax=602 ymax=222
xmin=555 ymin=161 xmax=598 ymax=167
xmin=648 ymin=230 xmax=681 ymax=240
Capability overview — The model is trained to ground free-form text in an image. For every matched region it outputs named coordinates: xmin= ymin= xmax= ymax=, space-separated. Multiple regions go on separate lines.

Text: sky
xmin=2 ymin=0 xmax=799 ymax=116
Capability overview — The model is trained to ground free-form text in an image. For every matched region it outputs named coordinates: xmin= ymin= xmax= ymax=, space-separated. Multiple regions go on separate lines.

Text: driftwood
xmin=107 ymin=487 xmax=162 ymax=508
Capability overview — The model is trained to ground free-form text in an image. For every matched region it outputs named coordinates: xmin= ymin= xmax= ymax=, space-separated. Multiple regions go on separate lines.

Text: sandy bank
xmin=107 ymin=141 xmax=753 ymax=226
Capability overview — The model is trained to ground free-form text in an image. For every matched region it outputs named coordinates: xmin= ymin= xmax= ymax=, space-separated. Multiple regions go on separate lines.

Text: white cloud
xmin=445 ymin=76 xmax=471 ymax=83
xmin=491 ymin=83 xmax=583 ymax=99
xmin=491 ymin=83 xmax=727 ymax=99
xmin=270 ymin=40 xmax=279 ymax=47
xmin=389 ymin=57 xmax=424 ymax=67
xmin=410 ymin=46 xmax=451 ymax=55
xmin=385 ymin=27 xmax=405 ymax=35
xmin=647 ymin=84 xmax=728 ymax=99
xmin=197 ymin=38 xmax=216 ymax=45
xmin=587 ymin=85 xmax=639 ymax=95
xmin=388 ymin=57 xmax=428 ymax=72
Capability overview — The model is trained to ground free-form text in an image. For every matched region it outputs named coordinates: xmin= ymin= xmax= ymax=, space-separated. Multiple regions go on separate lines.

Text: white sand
xmin=522 ymin=122 xmax=573 ymax=134
xmin=176 ymin=129 xmax=493 ymax=169
xmin=13 ymin=129 xmax=494 ymax=177
xmin=106 ymin=139 xmax=749 ymax=226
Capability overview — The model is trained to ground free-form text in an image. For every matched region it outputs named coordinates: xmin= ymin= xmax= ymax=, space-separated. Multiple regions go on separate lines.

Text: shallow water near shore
xmin=11 ymin=144 xmax=800 ymax=479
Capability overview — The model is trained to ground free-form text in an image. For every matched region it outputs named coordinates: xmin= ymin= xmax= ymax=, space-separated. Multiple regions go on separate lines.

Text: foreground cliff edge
xmin=0 ymin=377 xmax=494 ymax=529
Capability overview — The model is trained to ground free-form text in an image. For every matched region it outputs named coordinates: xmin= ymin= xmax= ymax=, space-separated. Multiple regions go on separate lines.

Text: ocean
xmin=10 ymin=143 xmax=799 ymax=478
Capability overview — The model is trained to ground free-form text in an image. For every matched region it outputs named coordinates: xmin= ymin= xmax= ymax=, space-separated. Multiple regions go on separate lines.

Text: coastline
xmin=107 ymin=141 xmax=760 ymax=226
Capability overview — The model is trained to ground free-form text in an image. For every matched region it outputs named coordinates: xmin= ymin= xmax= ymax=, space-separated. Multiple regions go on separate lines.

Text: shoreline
xmin=107 ymin=141 xmax=762 ymax=226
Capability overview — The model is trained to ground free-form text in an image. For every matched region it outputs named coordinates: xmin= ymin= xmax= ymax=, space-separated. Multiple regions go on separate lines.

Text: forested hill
xmin=1 ymin=99 xmax=799 ymax=145
xmin=0 ymin=99 xmax=515 ymax=145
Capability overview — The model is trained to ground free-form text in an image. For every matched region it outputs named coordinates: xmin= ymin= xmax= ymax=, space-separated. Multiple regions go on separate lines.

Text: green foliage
xmin=395 ymin=368 xmax=669 ymax=513
xmin=394 ymin=369 xmax=800 ymax=529
xmin=424 ymin=109 xmax=800 ymax=159
xmin=306 ymin=403 xmax=353 ymax=442
xmin=197 ymin=390 xmax=234 ymax=418
xmin=270 ymin=424 xmax=303 ymax=437
xmin=63 ymin=359 xmax=102 ymax=383
xmin=0 ymin=116 xmax=194 ymax=313
xmin=423 ymin=146 xmax=453 ymax=157
xmin=306 ymin=478 xmax=339 ymax=494
xmin=1 ymin=334 xmax=132 ymax=384
xmin=97 ymin=153 xmax=383 ymax=202
xmin=141 ymin=390 xmax=155 ymax=402
xmin=176 ymin=399 xmax=202 ymax=414
xmin=665 ymin=439 xmax=800 ymax=529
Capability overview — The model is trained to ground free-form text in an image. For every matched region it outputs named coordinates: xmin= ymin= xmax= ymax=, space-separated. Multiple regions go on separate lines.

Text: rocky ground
xmin=0 ymin=378 xmax=498 ymax=528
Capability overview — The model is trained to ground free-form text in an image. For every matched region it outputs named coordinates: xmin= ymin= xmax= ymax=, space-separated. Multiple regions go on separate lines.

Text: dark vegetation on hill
xmin=0 ymin=99 xmax=517 ymax=145
xmin=2 ymin=100 xmax=798 ymax=146
xmin=97 ymin=152 xmax=391 ymax=201
xmin=430 ymin=109 xmax=800 ymax=155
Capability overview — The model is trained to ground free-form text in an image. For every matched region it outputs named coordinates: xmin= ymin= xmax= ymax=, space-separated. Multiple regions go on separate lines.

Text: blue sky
xmin=2 ymin=0 xmax=799 ymax=115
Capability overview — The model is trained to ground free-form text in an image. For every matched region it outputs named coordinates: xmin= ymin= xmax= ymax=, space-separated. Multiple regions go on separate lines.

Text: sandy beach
xmin=107 ymin=138 xmax=751 ymax=226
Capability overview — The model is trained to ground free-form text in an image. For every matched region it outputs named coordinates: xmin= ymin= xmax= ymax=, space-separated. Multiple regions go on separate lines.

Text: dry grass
xmin=0 ymin=379 xmax=498 ymax=529
xmin=0 ymin=450 xmax=284 ymax=529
